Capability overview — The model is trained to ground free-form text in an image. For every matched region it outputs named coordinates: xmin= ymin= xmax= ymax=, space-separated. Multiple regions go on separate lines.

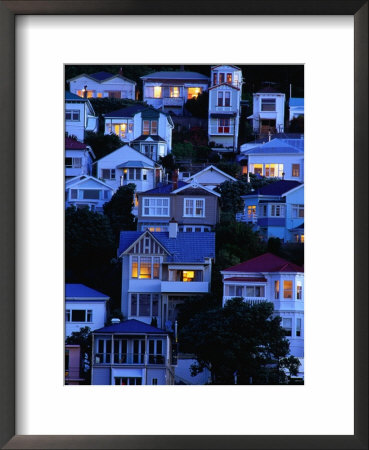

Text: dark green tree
xmin=288 ymin=115 xmax=304 ymax=133
xmin=84 ymin=131 xmax=124 ymax=160
xmin=65 ymin=326 xmax=92 ymax=384
xmin=103 ymin=184 xmax=136 ymax=241
xmin=215 ymin=161 xmax=242 ymax=179
xmin=159 ymin=154 xmax=176 ymax=173
xmin=184 ymin=91 xmax=209 ymax=118
xmin=180 ymin=298 xmax=300 ymax=384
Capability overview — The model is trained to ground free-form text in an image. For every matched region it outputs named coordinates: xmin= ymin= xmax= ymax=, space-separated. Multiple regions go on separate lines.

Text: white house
xmin=104 ymin=105 xmax=174 ymax=161
xmin=221 ymin=252 xmax=304 ymax=374
xmin=141 ymin=71 xmax=209 ymax=115
xmin=65 ymin=175 xmax=114 ymax=213
xmin=289 ymin=97 xmax=304 ymax=121
xmin=240 ymin=138 xmax=304 ymax=183
xmin=237 ymin=180 xmax=304 ymax=243
xmin=65 ymin=92 xmax=98 ymax=142
xmin=67 ymin=70 xmax=136 ymax=99
xmin=249 ymin=87 xmax=285 ymax=135
xmin=65 ymin=137 xmax=95 ymax=181
xmin=94 ymin=144 xmax=162 ymax=194
xmin=65 ymin=284 xmax=109 ymax=337
xmin=208 ymin=65 xmax=243 ymax=151
xmin=182 ymin=165 xmax=236 ymax=190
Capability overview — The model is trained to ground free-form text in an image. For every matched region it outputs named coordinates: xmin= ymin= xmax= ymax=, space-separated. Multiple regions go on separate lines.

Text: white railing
xmin=163 ymin=97 xmax=184 ymax=106
xmin=208 ymin=126 xmax=235 ymax=135
xmin=223 ymin=296 xmax=267 ymax=305
xmin=236 ymin=213 xmax=258 ymax=223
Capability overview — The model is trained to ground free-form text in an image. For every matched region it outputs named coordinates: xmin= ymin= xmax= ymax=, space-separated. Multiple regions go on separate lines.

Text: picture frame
xmin=0 ymin=1 xmax=367 ymax=448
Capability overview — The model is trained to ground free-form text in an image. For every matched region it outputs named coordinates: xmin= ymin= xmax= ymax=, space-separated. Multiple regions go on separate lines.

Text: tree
xmin=184 ymin=91 xmax=209 ymax=118
xmin=215 ymin=161 xmax=242 ymax=179
xmin=84 ymin=131 xmax=124 ymax=160
xmin=103 ymin=184 xmax=136 ymax=241
xmin=288 ymin=115 xmax=304 ymax=133
xmin=179 ymin=298 xmax=300 ymax=384
xmin=66 ymin=326 xmax=92 ymax=384
xmin=159 ymin=154 xmax=176 ymax=173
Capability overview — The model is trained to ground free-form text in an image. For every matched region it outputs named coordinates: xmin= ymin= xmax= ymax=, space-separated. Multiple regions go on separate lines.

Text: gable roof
xmin=95 ymin=144 xmax=158 ymax=167
xmin=241 ymin=138 xmax=304 ymax=155
xmin=103 ymin=104 xmax=147 ymax=118
xmin=208 ymin=83 xmax=240 ymax=91
xmin=94 ymin=319 xmax=168 ymax=335
xmin=186 ymin=165 xmax=237 ymax=182
xmin=118 ymin=231 xmax=216 ymax=262
xmin=172 ymin=181 xmax=221 ymax=197
xmin=117 ymin=161 xmax=155 ymax=169
xmin=211 ymin=64 xmax=241 ymax=70
xmin=67 ymin=71 xmax=136 ymax=84
xmin=65 ymin=175 xmax=114 ymax=190
xmin=65 ymin=137 xmax=87 ymax=150
xmin=132 ymin=135 xmax=166 ymax=143
xmin=65 ymin=284 xmax=109 ymax=299
xmin=141 ymin=181 xmax=188 ymax=195
xmin=223 ymin=253 xmax=304 ymax=273
xmin=141 ymin=71 xmax=209 ymax=81
xmin=243 ymin=180 xmax=302 ymax=197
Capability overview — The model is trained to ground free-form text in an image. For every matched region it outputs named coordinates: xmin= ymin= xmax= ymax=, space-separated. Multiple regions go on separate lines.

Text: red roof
xmin=223 ymin=253 xmax=304 ymax=273
xmin=65 ymin=137 xmax=87 ymax=150
xmin=224 ymin=277 xmax=267 ymax=282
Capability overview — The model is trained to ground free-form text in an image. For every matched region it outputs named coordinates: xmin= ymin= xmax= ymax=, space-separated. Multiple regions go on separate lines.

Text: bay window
xmin=131 ymin=256 xmax=161 ymax=279
xmin=283 ymin=280 xmax=293 ymax=299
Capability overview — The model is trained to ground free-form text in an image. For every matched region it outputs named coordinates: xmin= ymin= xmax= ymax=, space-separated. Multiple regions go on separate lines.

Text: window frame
xmin=65 ymin=109 xmax=80 ymax=121
xmin=183 ymin=198 xmax=205 ymax=218
xmin=142 ymin=197 xmax=170 ymax=217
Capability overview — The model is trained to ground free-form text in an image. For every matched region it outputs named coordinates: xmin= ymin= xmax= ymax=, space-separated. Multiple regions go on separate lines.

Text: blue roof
xmin=142 ymin=181 xmax=188 ymax=194
xmin=94 ymin=319 xmax=168 ymax=335
xmin=244 ymin=180 xmax=302 ymax=197
xmin=89 ymin=71 xmax=115 ymax=81
xmin=289 ymin=97 xmax=304 ymax=107
xmin=118 ymin=231 xmax=216 ymax=263
xmin=65 ymin=91 xmax=87 ymax=101
xmin=104 ymin=104 xmax=147 ymax=118
xmin=141 ymin=71 xmax=209 ymax=80
xmin=242 ymin=138 xmax=303 ymax=155
xmin=65 ymin=284 xmax=109 ymax=299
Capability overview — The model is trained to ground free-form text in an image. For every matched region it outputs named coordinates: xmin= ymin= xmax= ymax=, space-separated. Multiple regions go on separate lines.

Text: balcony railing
xmin=161 ymin=281 xmax=209 ymax=293
xmin=94 ymin=352 xmax=166 ymax=365
xmin=163 ymin=97 xmax=184 ymax=106
xmin=236 ymin=213 xmax=257 ymax=223
xmin=208 ymin=125 xmax=235 ymax=135
xmin=223 ymin=296 xmax=267 ymax=305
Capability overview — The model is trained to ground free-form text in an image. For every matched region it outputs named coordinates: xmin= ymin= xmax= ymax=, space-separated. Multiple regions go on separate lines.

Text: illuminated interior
xmin=154 ymin=86 xmax=162 ymax=98
xmin=97 ymin=92 xmax=103 ymax=98
xmin=170 ymin=87 xmax=180 ymax=98
xmin=182 ymin=271 xmax=195 ymax=282
xmin=187 ymin=87 xmax=202 ymax=99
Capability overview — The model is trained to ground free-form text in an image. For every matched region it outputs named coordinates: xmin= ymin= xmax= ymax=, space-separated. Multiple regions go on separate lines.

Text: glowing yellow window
xmin=187 ymin=87 xmax=202 ymax=99
xmin=97 ymin=92 xmax=103 ymax=98
xmin=139 ymin=257 xmax=152 ymax=279
xmin=131 ymin=257 xmax=138 ymax=278
xmin=154 ymin=86 xmax=162 ymax=98
xmin=170 ymin=87 xmax=180 ymax=98
xmin=182 ymin=271 xmax=195 ymax=282
xmin=283 ymin=280 xmax=293 ymax=299
xmin=301 ymin=235 xmax=305 ymax=243
xmin=253 ymin=164 xmax=263 ymax=176
xmin=242 ymin=166 xmax=248 ymax=174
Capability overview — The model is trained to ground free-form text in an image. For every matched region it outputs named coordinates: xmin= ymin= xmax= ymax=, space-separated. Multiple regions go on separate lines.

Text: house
xmin=239 ymin=138 xmax=304 ymax=182
xmin=289 ymin=97 xmax=304 ymax=121
xmin=65 ymin=137 xmax=95 ymax=181
xmin=94 ymin=144 xmax=163 ymax=194
xmin=65 ymin=345 xmax=85 ymax=385
xmin=248 ymin=87 xmax=286 ymax=135
xmin=65 ymin=175 xmax=114 ymax=213
xmin=91 ymin=319 xmax=175 ymax=385
xmin=221 ymin=253 xmax=304 ymax=369
xmin=237 ymin=180 xmax=304 ymax=243
xmin=65 ymin=92 xmax=98 ymax=142
xmin=240 ymin=133 xmax=304 ymax=152
xmin=136 ymin=175 xmax=221 ymax=233
xmin=208 ymin=65 xmax=243 ymax=151
xmin=65 ymin=284 xmax=110 ymax=337
xmin=182 ymin=165 xmax=237 ymax=190
xmin=118 ymin=226 xmax=215 ymax=329
xmin=67 ymin=70 xmax=136 ymax=99
xmin=104 ymin=105 xmax=174 ymax=160
xmin=141 ymin=71 xmax=209 ymax=115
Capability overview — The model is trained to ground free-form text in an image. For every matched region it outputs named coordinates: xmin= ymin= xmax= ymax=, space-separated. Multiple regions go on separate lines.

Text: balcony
xmin=94 ymin=353 xmax=166 ymax=366
xmin=161 ymin=281 xmax=209 ymax=293
xmin=208 ymin=125 xmax=235 ymax=136
xmin=223 ymin=296 xmax=267 ymax=306
xmin=236 ymin=213 xmax=257 ymax=224
xmin=163 ymin=97 xmax=184 ymax=107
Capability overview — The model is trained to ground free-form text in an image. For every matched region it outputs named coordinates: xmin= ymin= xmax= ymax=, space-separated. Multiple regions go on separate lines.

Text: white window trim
xmin=131 ymin=255 xmax=162 ymax=280
xmin=142 ymin=197 xmax=170 ymax=217
xmin=65 ymin=109 xmax=80 ymax=121
xmin=183 ymin=198 xmax=205 ymax=218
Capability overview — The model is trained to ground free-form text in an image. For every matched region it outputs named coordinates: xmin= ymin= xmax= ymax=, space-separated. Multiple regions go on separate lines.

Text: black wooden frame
xmin=0 ymin=1 xmax=367 ymax=448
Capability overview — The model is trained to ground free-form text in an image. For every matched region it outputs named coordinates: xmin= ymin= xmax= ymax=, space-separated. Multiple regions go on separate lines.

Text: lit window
xmin=296 ymin=282 xmax=303 ymax=300
xmin=139 ymin=257 xmax=152 ymax=279
xmin=150 ymin=121 xmax=158 ymax=135
xmin=187 ymin=87 xmax=202 ymax=99
xmin=182 ymin=271 xmax=194 ymax=282
xmin=154 ymin=86 xmax=162 ymax=98
xmin=97 ymin=92 xmax=103 ymax=98
xmin=283 ymin=281 xmax=293 ymax=299
xmin=227 ymin=73 xmax=232 ymax=84
xmin=292 ymin=164 xmax=300 ymax=177
xmin=153 ymin=257 xmax=160 ymax=279
xmin=282 ymin=317 xmax=292 ymax=336
xmin=131 ymin=256 xmax=138 ymax=278
xmin=275 ymin=280 xmax=280 ymax=299
xmin=265 ymin=164 xmax=284 ymax=178
xmin=247 ymin=205 xmax=256 ymax=218
xmin=76 ymin=90 xmax=94 ymax=98
xmin=170 ymin=87 xmax=180 ymax=98
xmin=218 ymin=119 xmax=230 ymax=133
xmin=219 ymin=73 xmax=225 ymax=84
xmin=143 ymin=120 xmax=150 ymax=135
xmin=301 ymin=235 xmax=304 ymax=243
xmin=253 ymin=164 xmax=263 ymax=176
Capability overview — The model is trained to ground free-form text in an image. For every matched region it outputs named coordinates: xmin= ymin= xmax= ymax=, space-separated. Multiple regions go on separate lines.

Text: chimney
xmin=119 ymin=66 xmax=123 ymax=76
xmin=172 ymin=169 xmax=179 ymax=191
xmin=268 ymin=131 xmax=271 ymax=142
xmin=168 ymin=218 xmax=178 ymax=239
xmin=111 ymin=318 xmax=120 ymax=324
xmin=83 ymin=85 xmax=88 ymax=98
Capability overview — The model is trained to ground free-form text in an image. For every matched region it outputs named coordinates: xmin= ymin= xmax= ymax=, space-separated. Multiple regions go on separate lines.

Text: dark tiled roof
xmin=244 ymin=180 xmax=302 ymax=197
xmin=89 ymin=71 xmax=116 ymax=81
xmin=141 ymin=181 xmax=187 ymax=194
xmin=104 ymin=104 xmax=147 ymax=118
xmin=256 ymin=86 xmax=283 ymax=94
xmin=94 ymin=319 xmax=168 ymax=335
xmin=223 ymin=253 xmax=303 ymax=273
xmin=241 ymin=138 xmax=303 ymax=155
xmin=118 ymin=231 xmax=216 ymax=263
xmin=210 ymin=113 xmax=237 ymax=118
xmin=65 ymin=284 xmax=109 ymax=298
xmin=65 ymin=137 xmax=87 ymax=150
xmin=132 ymin=135 xmax=166 ymax=142
xmin=65 ymin=91 xmax=87 ymax=101
xmin=224 ymin=277 xmax=267 ymax=282
xmin=141 ymin=71 xmax=209 ymax=81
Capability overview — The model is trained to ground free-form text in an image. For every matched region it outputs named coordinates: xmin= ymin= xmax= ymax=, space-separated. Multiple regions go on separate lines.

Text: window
xmin=265 ymin=164 xmax=284 ymax=178
xmin=170 ymin=86 xmax=180 ymax=98
xmin=275 ymin=280 xmax=280 ymax=299
xmin=141 ymin=144 xmax=156 ymax=159
xmin=97 ymin=92 xmax=103 ymax=98
xmin=101 ymin=169 xmax=116 ymax=180
xmin=218 ymin=119 xmax=230 ymax=133
xmin=169 ymin=270 xmax=203 ymax=282
xmin=153 ymin=257 xmax=160 ymax=279
xmin=66 ymin=310 xmax=71 ymax=322
xmin=219 ymin=73 xmax=225 ymax=84
xmin=103 ymin=190 xmax=110 ymax=200
xmin=270 ymin=204 xmax=285 ymax=217
xmin=296 ymin=282 xmax=303 ymax=299
xmin=282 ymin=318 xmax=292 ymax=336
xmin=227 ymin=285 xmax=243 ymax=297
xmin=224 ymin=91 xmax=230 ymax=106
xmin=152 ymin=378 xmax=158 ymax=385
xmin=245 ymin=285 xmax=265 ymax=297
xmin=292 ymin=204 xmax=304 ymax=218
xmin=143 ymin=198 xmax=170 ymax=217
xmin=76 ymin=89 xmax=94 ymax=98
xmin=82 ymin=190 xmax=100 ymax=200
xmin=213 ymin=73 xmax=217 ymax=85
xmin=115 ymin=377 xmax=142 ymax=385
xmin=184 ymin=198 xmax=205 ymax=217
xmin=127 ymin=168 xmax=142 ymax=181
xmin=87 ymin=310 xmax=92 ymax=322
xmin=130 ymin=294 xmax=161 ymax=317
xmin=217 ymin=91 xmax=223 ymax=106
xmin=65 ymin=157 xmax=82 ymax=168
xmin=65 ymin=110 xmax=80 ymax=121
xmin=253 ymin=164 xmax=263 ymax=176
xmin=261 ymin=98 xmax=276 ymax=111
xmin=283 ymin=280 xmax=293 ymax=299
xmin=142 ymin=120 xmax=158 ymax=135
xmin=259 ymin=204 xmax=267 ymax=217
xmin=292 ymin=164 xmax=300 ymax=177
xmin=148 ymin=339 xmax=164 ymax=364
xmin=128 ymin=122 xmax=134 ymax=133
xmin=139 ymin=258 xmax=152 ymax=279
xmin=296 ymin=318 xmax=302 ymax=337
xmin=187 ymin=87 xmax=202 ymax=99
xmin=247 ymin=205 xmax=256 ymax=218
xmin=107 ymin=91 xmax=121 ymax=99
xmin=131 ymin=256 xmax=161 ymax=279
xmin=131 ymin=256 xmax=138 ymax=278
xmin=145 ymin=86 xmax=162 ymax=98
xmin=71 ymin=310 xmax=87 ymax=322
xmin=227 ymin=73 xmax=232 ymax=83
